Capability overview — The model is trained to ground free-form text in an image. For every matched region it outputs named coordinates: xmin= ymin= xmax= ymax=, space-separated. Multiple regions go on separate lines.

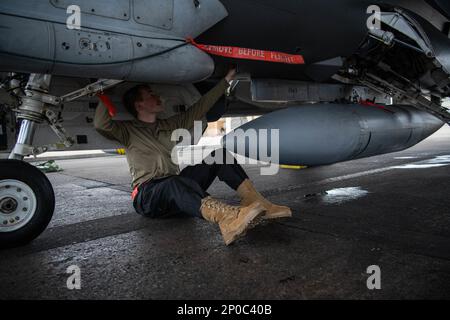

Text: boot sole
xmin=240 ymin=201 xmax=292 ymax=220
xmin=224 ymin=203 xmax=265 ymax=245
xmin=263 ymin=209 xmax=292 ymax=220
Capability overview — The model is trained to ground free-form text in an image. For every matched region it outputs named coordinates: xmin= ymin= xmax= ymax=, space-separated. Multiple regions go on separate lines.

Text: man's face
xmin=136 ymin=86 xmax=164 ymax=114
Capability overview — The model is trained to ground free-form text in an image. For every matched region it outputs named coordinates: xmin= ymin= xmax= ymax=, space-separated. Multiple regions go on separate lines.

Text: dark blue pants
xmin=133 ymin=148 xmax=248 ymax=218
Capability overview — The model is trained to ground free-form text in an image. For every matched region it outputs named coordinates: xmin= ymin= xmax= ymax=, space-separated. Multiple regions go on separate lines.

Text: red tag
xmin=131 ymin=187 xmax=138 ymax=200
xmin=187 ymin=38 xmax=305 ymax=65
xmin=97 ymin=93 xmax=117 ymax=117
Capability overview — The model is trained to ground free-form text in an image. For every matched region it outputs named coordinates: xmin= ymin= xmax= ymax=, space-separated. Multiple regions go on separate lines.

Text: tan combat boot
xmin=237 ymin=179 xmax=292 ymax=220
xmin=200 ymin=196 xmax=265 ymax=245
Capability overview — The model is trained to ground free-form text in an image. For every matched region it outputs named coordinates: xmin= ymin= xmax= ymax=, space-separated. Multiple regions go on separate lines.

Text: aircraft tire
xmin=0 ymin=159 xmax=54 ymax=249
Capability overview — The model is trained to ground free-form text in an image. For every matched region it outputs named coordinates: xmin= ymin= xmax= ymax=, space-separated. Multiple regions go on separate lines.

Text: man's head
xmin=122 ymin=84 xmax=163 ymax=119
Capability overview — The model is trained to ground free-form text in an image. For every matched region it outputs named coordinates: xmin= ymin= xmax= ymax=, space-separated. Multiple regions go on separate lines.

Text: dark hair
xmin=122 ymin=84 xmax=150 ymax=118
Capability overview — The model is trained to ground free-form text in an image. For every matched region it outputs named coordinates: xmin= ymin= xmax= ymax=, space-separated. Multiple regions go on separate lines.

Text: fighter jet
xmin=1 ymin=0 xmax=450 ymax=247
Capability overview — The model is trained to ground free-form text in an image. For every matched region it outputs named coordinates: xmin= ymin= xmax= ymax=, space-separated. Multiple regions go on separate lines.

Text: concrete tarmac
xmin=1 ymin=126 xmax=450 ymax=299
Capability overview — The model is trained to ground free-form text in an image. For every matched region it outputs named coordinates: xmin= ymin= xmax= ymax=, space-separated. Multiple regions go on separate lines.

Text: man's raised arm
xmin=163 ymin=69 xmax=236 ymax=130
xmin=94 ymin=100 xmax=129 ymax=146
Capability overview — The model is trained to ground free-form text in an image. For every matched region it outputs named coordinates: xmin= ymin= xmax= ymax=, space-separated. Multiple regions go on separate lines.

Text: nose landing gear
xmin=1 ymin=75 xmax=123 ymax=248
xmin=1 ymin=74 xmax=55 ymax=249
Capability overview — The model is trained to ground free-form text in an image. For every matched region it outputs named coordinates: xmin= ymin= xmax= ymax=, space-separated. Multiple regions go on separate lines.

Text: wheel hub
xmin=0 ymin=197 xmax=18 ymax=214
xmin=0 ymin=180 xmax=37 ymax=232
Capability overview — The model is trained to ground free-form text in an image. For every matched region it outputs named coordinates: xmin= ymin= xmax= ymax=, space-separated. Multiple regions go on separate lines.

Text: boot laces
xmin=202 ymin=197 xmax=240 ymax=215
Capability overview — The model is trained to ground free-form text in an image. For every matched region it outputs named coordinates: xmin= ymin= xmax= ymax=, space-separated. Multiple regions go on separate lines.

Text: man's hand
xmin=225 ymin=68 xmax=237 ymax=83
